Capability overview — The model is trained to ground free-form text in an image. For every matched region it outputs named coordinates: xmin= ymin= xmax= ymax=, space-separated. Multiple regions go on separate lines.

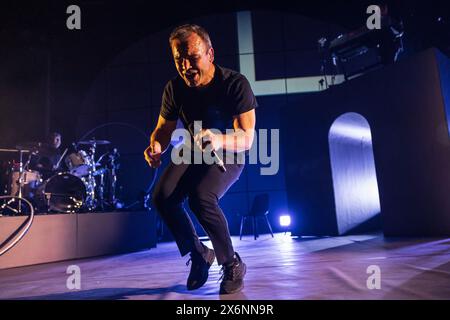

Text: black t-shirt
xmin=28 ymin=146 xmax=62 ymax=179
xmin=160 ymin=65 xmax=258 ymax=134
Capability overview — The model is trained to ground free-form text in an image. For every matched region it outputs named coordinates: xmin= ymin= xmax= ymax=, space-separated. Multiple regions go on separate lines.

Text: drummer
xmin=29 ymin=132 xmax=65 ymax=179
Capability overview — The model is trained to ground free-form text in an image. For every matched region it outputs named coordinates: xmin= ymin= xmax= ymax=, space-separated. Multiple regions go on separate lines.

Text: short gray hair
xmin=169 ymin=24 xmax=212 ymax=49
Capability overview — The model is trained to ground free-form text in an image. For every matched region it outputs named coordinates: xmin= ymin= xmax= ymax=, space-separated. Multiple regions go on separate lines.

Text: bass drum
xmin=38 ymin=172 xmax=86 ymax=213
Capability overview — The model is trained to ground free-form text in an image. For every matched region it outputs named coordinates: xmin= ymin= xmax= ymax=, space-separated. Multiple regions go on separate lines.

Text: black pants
xmin=152 ymin=161 xmax=244 ymax=265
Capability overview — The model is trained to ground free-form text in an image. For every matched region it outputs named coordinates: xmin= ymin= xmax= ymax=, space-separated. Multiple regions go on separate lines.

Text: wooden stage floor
xmin=0 ymin=233 xmax=449 ymax=300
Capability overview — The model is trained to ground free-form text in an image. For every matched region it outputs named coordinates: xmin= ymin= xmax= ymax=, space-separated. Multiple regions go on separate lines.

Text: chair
xmin=240 ymin=193 xmax=274 ymax=240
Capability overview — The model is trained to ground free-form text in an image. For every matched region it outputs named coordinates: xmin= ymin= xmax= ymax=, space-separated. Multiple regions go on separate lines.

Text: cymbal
xmin=15 ymin=141 xmax=45 ymax=150
xmin=77 ymin=139 xmax=111 ymax=145
xmin=0 ymin=148 xmax=31 ymax=153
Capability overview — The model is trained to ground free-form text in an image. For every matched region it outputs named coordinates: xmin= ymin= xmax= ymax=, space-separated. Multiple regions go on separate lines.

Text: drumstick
xmin=55 ymin=148 xmax=69 ymax=170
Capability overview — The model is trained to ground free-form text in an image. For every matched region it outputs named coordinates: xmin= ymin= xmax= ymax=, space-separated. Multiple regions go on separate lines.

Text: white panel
xmin=237 ymin=11 xmax=345 ymax=96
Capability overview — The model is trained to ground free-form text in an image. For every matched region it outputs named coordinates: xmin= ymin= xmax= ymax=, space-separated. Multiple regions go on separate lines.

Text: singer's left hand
xmin=194 ymin=129 xmax=223 ymax=151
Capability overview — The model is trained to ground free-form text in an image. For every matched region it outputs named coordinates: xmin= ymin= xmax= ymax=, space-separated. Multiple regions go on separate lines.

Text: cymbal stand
xmin=86 ymin=141 xmax=97 ymax=211
xmin=0 ymin=149 xmax=31 ymax=215
xmin=108 ymin=149 xmax=119 ymax=208
xmin=14 ymin=150 xmax=29 ymax=214
xmin=98 ymin=171 xmax=105 ymax=211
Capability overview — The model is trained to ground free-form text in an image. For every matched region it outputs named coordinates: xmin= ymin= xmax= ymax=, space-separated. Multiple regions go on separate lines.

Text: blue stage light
xmin=279 ymin=215 xmax=291 ymax=227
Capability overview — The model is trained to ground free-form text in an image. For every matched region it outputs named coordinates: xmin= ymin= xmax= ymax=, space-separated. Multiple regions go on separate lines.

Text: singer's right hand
xmin=144 ymin=141 xmax=162 ymax=168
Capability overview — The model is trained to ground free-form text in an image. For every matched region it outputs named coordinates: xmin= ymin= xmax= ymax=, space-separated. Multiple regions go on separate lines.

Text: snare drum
xmin=65 ymin=150 xmax=92 ymax=177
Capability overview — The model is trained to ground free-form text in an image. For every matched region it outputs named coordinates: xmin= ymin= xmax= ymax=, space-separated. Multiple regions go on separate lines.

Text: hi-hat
xmin=77 ymin=140 xmax=111 ymax=145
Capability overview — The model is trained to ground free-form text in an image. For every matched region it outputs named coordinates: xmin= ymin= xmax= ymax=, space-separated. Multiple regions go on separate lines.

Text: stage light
xmin=279 ymin=215 xmax=291 ymax=227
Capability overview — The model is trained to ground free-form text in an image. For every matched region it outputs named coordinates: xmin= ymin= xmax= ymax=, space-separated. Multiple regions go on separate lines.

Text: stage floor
xmin=0 ymin=233 xmax=449 ymax=300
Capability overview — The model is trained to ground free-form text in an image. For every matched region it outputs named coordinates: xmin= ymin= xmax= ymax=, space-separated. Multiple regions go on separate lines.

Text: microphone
xmin=188 ymin=124 xmax=226 ymax=172
xmin=72 ymin=142 xmax=78 ymax=151
xmin=180 ymin=112 xmax=226 ymax=172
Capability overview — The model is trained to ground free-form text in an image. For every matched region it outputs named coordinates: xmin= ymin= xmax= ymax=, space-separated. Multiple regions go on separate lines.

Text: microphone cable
xmin=0 ymin=196 xmax=35 ymax=256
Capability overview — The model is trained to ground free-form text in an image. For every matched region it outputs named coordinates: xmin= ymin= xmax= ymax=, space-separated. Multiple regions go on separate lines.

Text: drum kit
xmin=0 ymin=139 xmax=120 ymax=215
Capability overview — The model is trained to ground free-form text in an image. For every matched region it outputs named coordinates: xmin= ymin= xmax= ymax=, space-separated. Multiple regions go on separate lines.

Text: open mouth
xmin=185 ymin=71 xmax=199 ymax=81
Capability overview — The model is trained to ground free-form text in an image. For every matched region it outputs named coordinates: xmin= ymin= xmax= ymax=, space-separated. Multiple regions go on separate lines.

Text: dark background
xmin=0 ymin=0 xmax=449 ymax=237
